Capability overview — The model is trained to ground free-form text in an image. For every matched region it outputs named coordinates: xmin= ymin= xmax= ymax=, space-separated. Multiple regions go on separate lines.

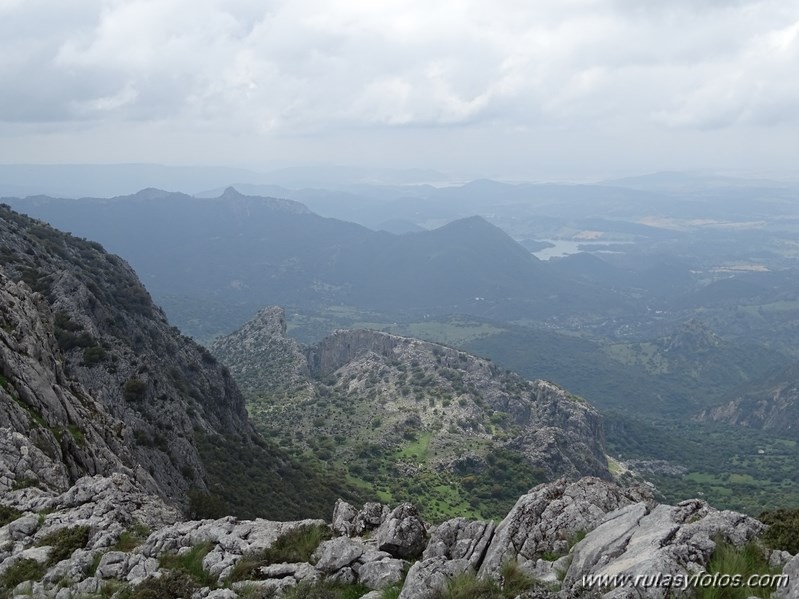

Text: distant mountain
xmin=211 ymin=306 xmax=611 ymax=521
xmin=0 ymin=163 xmax=450 ymax=199
xmin=7 ymin=189 xmax=619 ymax=339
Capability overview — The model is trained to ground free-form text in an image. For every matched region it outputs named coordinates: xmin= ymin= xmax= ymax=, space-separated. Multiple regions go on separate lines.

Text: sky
xmin=1 ymin=0 xmax=798 ymax=180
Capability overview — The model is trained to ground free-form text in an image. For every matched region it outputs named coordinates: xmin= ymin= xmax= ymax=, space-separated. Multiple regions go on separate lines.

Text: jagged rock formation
xmin=0 ymin=205 xmax=360 ymax=519
xmin=212 ymin=306 xmax=610 ymax=520
xmin=1 ymin=475 xmax=789 ymax=598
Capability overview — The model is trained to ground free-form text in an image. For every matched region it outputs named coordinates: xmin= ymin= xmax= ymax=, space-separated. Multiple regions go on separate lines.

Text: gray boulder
xmin=398 ymin=556 xmax=472 ymax=599
xmin=358 ymin=558 xmax=407 ymax=589
xmin=563 ymin=498 xmax=764 ymax=598
xmin=423 ymin=517 xmax=495 ymax=569
xmin=479 ymin=477 xmax=652 ymax=579
xmin=377 ymin=503 xmax=427 ymax=559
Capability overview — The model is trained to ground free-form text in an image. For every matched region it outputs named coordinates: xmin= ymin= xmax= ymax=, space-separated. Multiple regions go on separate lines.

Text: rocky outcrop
xmin=563 ymin=499 xmax=764 ymax=598
xmin=0 ymin=475 xmax=790 ymax=598
xmin=211 ymin=306 xmax=313 ymax=400
xmin=478 ymin=477 xmax=654 ymax=579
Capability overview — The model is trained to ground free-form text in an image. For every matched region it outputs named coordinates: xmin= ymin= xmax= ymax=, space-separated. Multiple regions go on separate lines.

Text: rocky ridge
xmin=212 ymin=306 xmax=610 ymax=520
xmin=1 ymin=475 xmax=795 ymax=599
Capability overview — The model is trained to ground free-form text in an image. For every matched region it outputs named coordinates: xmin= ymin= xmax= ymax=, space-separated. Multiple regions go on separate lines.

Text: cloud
xmin=0 ymin=0 xmax=797 ymax=140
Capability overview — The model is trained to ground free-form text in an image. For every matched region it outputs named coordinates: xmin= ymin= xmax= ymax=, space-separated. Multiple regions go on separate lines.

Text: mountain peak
xmin=220 ymin=186 xmax=245 ymax=199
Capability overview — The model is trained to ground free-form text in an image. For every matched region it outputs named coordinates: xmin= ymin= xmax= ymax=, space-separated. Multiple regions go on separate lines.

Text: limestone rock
xmin=313 ymin=536 xmax=365 ymax=573
xmin=398 ymin=557 xmax=472 ymax=599
xmin=423 ymin=517 xmax=495 ymax=569
xmin=377 ymin=503 xmax=427 ymax=559
xmin=563 ymin=499 xmax=764 ymax=598
xmin=479 ymin=477 xmax=651 ymax=579
xmin=776 ymin=553 xmax=799 ymax=599
xmin=358 ymin=558 xmax=407 ymax=589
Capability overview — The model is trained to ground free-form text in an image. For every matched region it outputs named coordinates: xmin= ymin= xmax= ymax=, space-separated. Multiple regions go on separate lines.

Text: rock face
xmin=0 ymin=272 xmax=153 ymax=496
xmin=0 ymin=206 xmax=256 ymax=507
xmin=0 ymin=205 xmax=359 ymax=519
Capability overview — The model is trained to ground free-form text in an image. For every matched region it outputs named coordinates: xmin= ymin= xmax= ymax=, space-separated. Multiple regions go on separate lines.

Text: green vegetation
xmin=0 ymin=558 xmax=45 ymax=591
xmin=194 ymin=430 xmax=364 ymax=520
xmin=261 ymin=523 xmax=332 ymax=564
xmin=36 ymin=525 xmax=90 ymax=566
xmin=760 ymin=508 xmax=799 ymax=554
xmin=430 ymin=561 xmax=538 ymax=599
xmin=113 ymin=522 xmax=151 ymax=552
xmin=122 ymin=378 xmax=147 ymax=403
xmin=282 ymin=580 xmax=372 ymax=599
xmin=158 ymin=542 xmax=216 ymax=587
xmin=607 ymin=416 xmax=799 ymax=514
xmin=117 ymin=570 xmax=197 ymax=599
xmin=693 ymin=539 xmax=782 ymax=599
xmin=229 ymin=523 xmax=331 ymax=582
xmin=0 ymin=504 xmax=22 ymax=527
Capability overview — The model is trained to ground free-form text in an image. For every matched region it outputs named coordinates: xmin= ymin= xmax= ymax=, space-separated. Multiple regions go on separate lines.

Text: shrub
xmin=82 ymin=345 xmax=107 ymax=365
xmin=0 ymin=558 xmax=46 ymax=589
xmin=37 ymin=525 xmax=90 ymax=565
xmin=159 ymin=542 xmax=216 ymax=587
xmin=760 ymin=508 xmax=799 ymax=554
xmin=123 ymin=378 xmax=147 ymax=402
xmin=0 ymin=504 xmax=22 ymax=527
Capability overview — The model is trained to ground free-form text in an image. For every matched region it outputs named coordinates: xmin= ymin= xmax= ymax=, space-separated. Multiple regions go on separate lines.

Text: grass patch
xmin=228 ymin=523 xmax=331 ymax=582
xmin=431 ymin=562 xmax=538 ymax=599
xmin=398 ymin=431 xmax=433 ymax=461
xmin=380 ymin=585 xmax=403 ymax=599
xmin=282 ymin=580 xmax=372 ymax=599
xmin=159 ymin=542 xmax=216 ymax=587
xmin=113 ymin=522 xmax=150 ymax=552
xmin=693 ymin=538 xmax=782 ymax=599
xmin=263 ymin=523 xmax=331 ymax=564
xmin=37 ymin=525 xmax=90 ymax=566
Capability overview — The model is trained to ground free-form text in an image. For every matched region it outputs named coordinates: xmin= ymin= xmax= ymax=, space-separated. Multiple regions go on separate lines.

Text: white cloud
xmin=0 ymin=0 xmax=797 ymax=174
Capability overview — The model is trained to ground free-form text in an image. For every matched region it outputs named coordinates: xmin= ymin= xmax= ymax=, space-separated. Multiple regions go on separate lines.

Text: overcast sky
xmin=1 ymin=0 xmax=798 ymax=180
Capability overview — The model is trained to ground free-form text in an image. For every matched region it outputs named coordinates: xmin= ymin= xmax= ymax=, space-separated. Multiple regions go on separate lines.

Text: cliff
xmin=0 ymin=204 xmax=359 ymax=519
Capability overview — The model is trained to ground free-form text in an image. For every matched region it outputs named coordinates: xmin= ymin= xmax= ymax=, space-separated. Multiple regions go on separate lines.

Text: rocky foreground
xmin=1 ymin=474 xmax=797 ymax=599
